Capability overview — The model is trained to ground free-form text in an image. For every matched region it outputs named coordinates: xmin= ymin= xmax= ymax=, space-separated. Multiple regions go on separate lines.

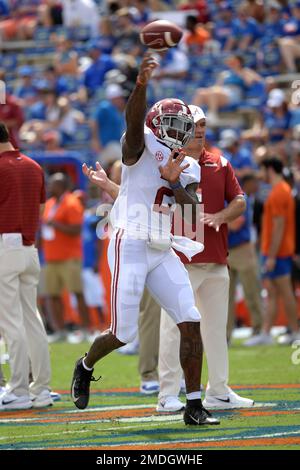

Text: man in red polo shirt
xmin=157 ymin=106 xmax=255 ymax=412
xmin=0 ymin=122 xmax=53 ymax=411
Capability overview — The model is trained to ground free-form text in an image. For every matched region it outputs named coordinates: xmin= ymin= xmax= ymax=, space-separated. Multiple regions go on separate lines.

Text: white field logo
xmin=0 ymin=80 xmax=6 ymax=104
xmin=291 ymin=340 xmax=300 ymax=365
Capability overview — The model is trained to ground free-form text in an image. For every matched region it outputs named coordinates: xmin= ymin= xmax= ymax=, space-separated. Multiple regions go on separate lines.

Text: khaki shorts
xmin=45 ymin=259 xmax=83 ymax=296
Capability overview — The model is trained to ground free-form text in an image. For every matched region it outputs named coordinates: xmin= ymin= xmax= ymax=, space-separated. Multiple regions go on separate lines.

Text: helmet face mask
xmin=146 ymin=99 xmax=195 ymax=150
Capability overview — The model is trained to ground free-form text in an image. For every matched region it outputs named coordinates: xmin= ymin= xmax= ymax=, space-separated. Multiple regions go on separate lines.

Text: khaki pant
xmin=0 ymin=243 xmax=51 ymax=397
xmin=138 ymin=289 xmax=160 ymax=382
xmin=44 ymin=259 xmax=83 ymax=296
xmin=227 ymin=243 xmax=263 ymax=338
xmin=159 ymin=263 xmax=230 ymax=398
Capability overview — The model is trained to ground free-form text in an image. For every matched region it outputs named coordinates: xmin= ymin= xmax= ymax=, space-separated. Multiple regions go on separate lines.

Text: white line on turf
xmin=0 ymin=401 xmax=277 ymax=424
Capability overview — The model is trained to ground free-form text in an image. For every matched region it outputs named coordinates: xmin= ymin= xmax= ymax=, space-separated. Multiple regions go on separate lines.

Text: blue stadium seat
xmin=34 ymin=27 xmax=51 ymax=42
xmin=71 ymin=25 xmax=91 ymax=41
xmin=0 ymin=54 xmax=18 ymax=71
xmin=57 ymin=76 xmax=80 ymax=94
xmin=244 ymin=81 xmax=266 ymax=107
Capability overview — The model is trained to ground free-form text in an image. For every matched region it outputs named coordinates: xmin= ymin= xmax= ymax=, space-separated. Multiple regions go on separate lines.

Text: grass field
xmin=1 ymin=341 xmax=300 ymax=450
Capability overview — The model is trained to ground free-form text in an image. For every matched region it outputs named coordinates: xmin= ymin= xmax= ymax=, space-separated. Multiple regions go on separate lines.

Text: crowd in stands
xmin=1 ymin=0 xmax=300 ymax=339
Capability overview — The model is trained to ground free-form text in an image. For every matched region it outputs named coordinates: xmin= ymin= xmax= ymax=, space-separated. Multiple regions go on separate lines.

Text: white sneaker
xmin=0 ymin=392 xmax=32 ymax=411
xmin=156 ymin=396 xmax=185 ymax=412
xmin=47 ymin=330 xmax=67 ymax=344
xmin=203 ymin=390 xmax=254 ymax=409
xmin=117 ymin=341 xmax=139 ymax=355
xmin=277 ymin=331 xmax=300 ymax=345
xmin=30 ymin=390 xmax=53 ymax=408
xmin=86 ymin=330 xmax=101 ymax=343
xmin=180 ymin=378 xmax=186 ymax=394
xmin=243 ymin=333 xmax=274 ymax=346
xmin=67 ymin=330 xmax=86 ymax=344
xmin=50 ymin=391 xmax=61 ymax=402
xmin=140 ymin=380 xmax=159 ymax=395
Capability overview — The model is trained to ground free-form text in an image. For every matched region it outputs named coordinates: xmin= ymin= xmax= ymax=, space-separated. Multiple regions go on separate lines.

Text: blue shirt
xmin=82 ymin=212 xmax=100 ymax=269
xmin=232 ymin=17 xmax=261 ymax=43
xmin=83 ymin=55 xmax=116 ymax=93
xmin=228 ymin=195 xmax=252 ymax=248
xmin=27 ymin=101 xmax=46 ymax=120
xmin=14 ymin=84 xmax=37 ymax=100
xmin=0 ymin=0 xmax=9 ymax=15
xmin=264 ymin=109 xmax=291 ymax=143
xmin=224 ymin=146 xmax=254 ymax=170
xmin=223 ymin=70 xmax=246 ymax=90
xmin=281 ymin=17 xmax=300 ymax=37
xmin=214 ymin=19 xmax=235 ymax=49
xmin=93 ymin=100 xmax=125 ymax=147
xmin=262 ymin=18 xmax=285 ymax=45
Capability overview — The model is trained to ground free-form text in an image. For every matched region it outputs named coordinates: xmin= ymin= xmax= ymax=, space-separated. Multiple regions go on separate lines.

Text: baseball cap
xmin=269 ymin=1 xmax=282 ymax=10
xmin=267 ymin=88 xmax=285 ymax=107
xmin=105 ymin=84 xmax=125 ymax=100
xmin=188 ymin=105 xmax=206 ymax=123
xmin=219 ymin=129 xmax=239 ymax=148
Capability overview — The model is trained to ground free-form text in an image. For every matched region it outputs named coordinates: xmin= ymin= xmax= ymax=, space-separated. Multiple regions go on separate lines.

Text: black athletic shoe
xmin=71 ymin=356 xmax=100 ymax=409
xmin=184 ymin=400 xmax=220 ymax=425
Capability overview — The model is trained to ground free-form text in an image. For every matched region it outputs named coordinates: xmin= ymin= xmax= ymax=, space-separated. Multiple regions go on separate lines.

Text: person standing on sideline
xmin=227 ymin=173 xmax=263 ymax=342
xmin=0 ymin=122 xmax=53 ymax=410
xmin=245 ymin=158 xmax=300 ymax=346
xmin=157 ymin=105 xmax=255 ymax=412
xmin=42 ymin=173 xmax=90 ymax=342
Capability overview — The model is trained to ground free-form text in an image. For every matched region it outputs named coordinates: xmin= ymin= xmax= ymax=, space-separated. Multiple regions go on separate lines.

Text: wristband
xmin=170 ymin=180 xmax=182 ymax=190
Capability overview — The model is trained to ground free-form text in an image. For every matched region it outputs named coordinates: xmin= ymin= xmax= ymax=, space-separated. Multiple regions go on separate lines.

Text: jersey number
xmin=153 ymin=187 xmax=174 ymax=215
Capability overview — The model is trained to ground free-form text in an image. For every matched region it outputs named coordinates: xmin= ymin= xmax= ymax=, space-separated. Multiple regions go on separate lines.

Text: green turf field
xmin=1 ymin=341 xmax=300 ymax=450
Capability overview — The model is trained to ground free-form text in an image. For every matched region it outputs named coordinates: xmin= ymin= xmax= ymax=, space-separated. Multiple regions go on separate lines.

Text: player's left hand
xmin=200 ymin=212 xmax=225 ymax=232
xmin=82 ymin=162 xmax=108 ymax=189
xmin=159 ymin=149 xmax=189 ymax=184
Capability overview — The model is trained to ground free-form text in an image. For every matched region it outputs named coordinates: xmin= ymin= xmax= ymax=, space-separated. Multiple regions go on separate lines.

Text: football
xmin=140 ymin=20 xmax=183 ymax=51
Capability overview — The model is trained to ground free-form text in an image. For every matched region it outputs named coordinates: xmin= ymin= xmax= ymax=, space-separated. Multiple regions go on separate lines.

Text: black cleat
xmin=71 ymin=356 xmax=101 ymax=409
xmin=184 ymin=401 xmax=220 ymax=425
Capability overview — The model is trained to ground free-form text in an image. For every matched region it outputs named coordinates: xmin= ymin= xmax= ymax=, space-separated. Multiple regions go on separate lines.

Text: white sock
xmin=186 ymin=391 xmax=202 ymax=400
xmin=82 ymin=358 xmax=93 ymax=371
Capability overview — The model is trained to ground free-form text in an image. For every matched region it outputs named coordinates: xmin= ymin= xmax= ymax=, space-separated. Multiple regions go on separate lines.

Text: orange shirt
xmin=261 ymin=180 xmax=295 ymax=257
xmin=185 ymin=27 xmax=211 ymax=47
xmin=42 ymin=192 xmax=83 ymax=262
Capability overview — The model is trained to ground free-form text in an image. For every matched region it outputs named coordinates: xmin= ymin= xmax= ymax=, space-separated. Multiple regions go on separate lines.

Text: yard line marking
xmin=64 ymin=404 xmax=157 ymax=413
xmin=0 ymin=402 xmax=278 ymax=424
xmin=0 ymin=422 xmax=168 ymax=442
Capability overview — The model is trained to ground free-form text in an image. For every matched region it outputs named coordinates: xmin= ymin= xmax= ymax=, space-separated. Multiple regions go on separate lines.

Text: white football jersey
xmin=110 ymin=126 xmax=200 ymax=239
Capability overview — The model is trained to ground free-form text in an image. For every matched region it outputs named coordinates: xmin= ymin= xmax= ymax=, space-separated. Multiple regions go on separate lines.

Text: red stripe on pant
xmin=111 ymin=229 xmax=123 ymax=336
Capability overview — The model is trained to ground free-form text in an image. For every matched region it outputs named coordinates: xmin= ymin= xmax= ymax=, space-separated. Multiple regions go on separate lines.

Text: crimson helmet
xmin=146 ymin=98 xmax=195 ymax=150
